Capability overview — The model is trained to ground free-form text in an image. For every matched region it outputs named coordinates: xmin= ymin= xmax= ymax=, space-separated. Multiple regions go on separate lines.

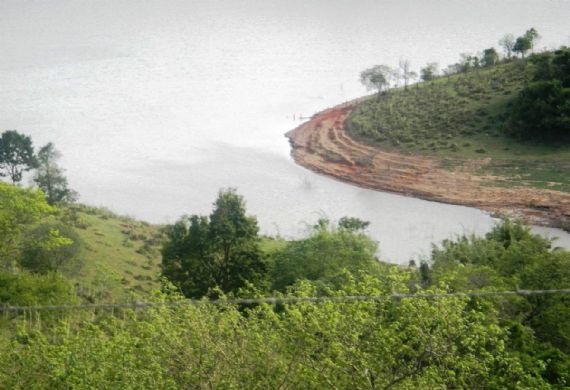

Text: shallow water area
xmin=1 ymin=0 xmax=570 ymax=263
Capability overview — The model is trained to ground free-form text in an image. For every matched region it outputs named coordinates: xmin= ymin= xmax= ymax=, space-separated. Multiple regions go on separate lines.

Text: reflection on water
xmin=1 ymin=0 xmax=569 ymax=263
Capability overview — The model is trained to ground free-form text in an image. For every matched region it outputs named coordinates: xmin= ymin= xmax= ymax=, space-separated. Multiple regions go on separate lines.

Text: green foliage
xmin=509 ymin=49 xmax=570 ymax=142
xmin=483 ymin=47 xmax=500 ymax=67
xmin=349 ymin=51 xmax=570 ymax=192
xmin=338 ymin=216 xmax=370 ymax=232
xmin=0 ymin=271 xmax=75 ymax=306
xmin=420 ymin=62 xmax=438 ymax=82
xmin=514 ymin=36 xmax=531 ymax=58
xmin=0 ymin=275 xmax=552 ymax=389
xmin=19 ymin=223 xmax=83 ymax=275
xmin=424 ymin=219 xmax=570 ymax=385
xmin=34 ymin=142 xmax=77 ymax=205
xmin=0 ymin=130 xmax=36 ymax=184
xmin=271 ymin=219 xmax=380 ymax=291
xmin=0 ymin=182 xmax=54 ymax=269
xmin=162 ymin=189 xmax=267 ymax=298
xmin=347 ymin=62 xmax=526 ymax=153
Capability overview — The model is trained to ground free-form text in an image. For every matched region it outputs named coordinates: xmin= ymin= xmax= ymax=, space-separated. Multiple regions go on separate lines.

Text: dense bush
xmin=508 ymin=49 xmax=570 ymax=142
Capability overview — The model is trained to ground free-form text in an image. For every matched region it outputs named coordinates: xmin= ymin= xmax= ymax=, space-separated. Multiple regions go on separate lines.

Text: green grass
xmin=66 ymin=205 xmax=164 ymax=301
xmin=61 ymin=206 xmax=287 ymax=302
xmin=346 ymin=60 xmax=570 ymax=191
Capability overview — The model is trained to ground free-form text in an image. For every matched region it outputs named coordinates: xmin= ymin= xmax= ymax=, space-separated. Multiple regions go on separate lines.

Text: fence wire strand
xmin=2 ymin=288 xmax=570 ymax=313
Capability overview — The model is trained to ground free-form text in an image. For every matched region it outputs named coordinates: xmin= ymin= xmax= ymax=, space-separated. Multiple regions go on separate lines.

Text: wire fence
xmin=2 ymin=288 xmax=570 ymax=313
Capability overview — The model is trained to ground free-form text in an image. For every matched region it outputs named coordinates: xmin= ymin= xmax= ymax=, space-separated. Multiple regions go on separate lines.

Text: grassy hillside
xmin=346 ymin=60 xmax=570 ymax=192
xmin=63 ymin=205 xmax=286 ymax=302
xmin=65 ymin=205 xmax=164 ymax=301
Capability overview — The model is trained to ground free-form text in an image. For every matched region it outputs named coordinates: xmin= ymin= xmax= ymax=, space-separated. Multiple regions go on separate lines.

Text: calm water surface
xmin=1 ymin=0 xmax=570 ymax=263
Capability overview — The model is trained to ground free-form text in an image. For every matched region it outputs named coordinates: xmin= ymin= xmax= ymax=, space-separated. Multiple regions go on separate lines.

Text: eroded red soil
xmin=286 ymin=101 xmax=570 ymax=230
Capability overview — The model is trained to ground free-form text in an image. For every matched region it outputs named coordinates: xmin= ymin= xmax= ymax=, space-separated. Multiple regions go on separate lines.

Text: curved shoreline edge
xmin=285 ymin=100 xmax=570 ymax=232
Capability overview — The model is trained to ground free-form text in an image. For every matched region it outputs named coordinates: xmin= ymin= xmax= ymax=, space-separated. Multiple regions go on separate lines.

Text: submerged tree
xmin=0 ymin=130 xmax=36 ymax=184
xmin=34 ymin=142 xmax=77 ymax=205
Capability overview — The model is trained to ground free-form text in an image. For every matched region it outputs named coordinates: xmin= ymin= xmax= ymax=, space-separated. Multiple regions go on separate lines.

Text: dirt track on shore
xmin=285 ymin=101 xmax=570 ymax=231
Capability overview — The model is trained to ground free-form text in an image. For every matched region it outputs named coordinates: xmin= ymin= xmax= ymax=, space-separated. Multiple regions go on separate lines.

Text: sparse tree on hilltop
xmin=399 ymin=58 xmax=418 ymax=90
xmin=499 ymin=33 xmax=516 ymax=59
xmin=514 ymin=36 xmax=532 ymax=58
xmin=360 ymin=65 xmax=395 ymax=95
xmin=525 ymin=27 xmax=540 ymax=52
xmin=420 ymin=62 xmax=439 ymax=82
xmin=482 ymin=48 xmax=500 ymax=67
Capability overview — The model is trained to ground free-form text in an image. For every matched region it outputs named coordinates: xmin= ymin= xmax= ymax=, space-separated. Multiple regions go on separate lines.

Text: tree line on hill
xmin=359 ymin=28 xmax=569 ymax=143
xmin=0 ymin=130 xmax=76 ymax=203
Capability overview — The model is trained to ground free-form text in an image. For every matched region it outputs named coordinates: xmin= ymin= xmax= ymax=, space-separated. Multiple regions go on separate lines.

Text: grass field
xmin=345 ymin=60 xmax=570 ymax=191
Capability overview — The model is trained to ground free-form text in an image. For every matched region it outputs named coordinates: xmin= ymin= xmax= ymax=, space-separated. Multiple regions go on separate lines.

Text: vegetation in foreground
xmin=347 ymin=29 xmax=570 ymax=192
xmin=1 ymin=180 xmax=569 ymax=388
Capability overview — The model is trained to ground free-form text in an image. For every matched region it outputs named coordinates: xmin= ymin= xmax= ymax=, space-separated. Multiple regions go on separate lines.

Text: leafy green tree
xmin=0 ymin=130 xmax=36 ymax=184
xmin=525 ymin=27 xmax=540 ymax=52
xmin=0 ymin=271 xmax=75 ymax=306
xmin=420 ymin=62 xmax=438 ymax=82
xmin=360 ymin=65 xmax=394 ymax=95
xmin=0 ymin=274 xmax=552 ymax=389
xmin=162 ymin=189 xmax=267 ymax=298
xmin=509 ymin=48 xmax=570 ymax=141
xmin=19 ymin=223 xmax=82 ymax=274
xmin=482 ymin=47 xmax=499 ymax=67
xmin=34 ymin=143 xmax=77 ymax=205
xmin=271 ymin=218 xmax=380 ymax=291
xmin=0 ymin=182 xmax=54 ymax=270
xmin=514 ymin=36 xmax=532 ymax=58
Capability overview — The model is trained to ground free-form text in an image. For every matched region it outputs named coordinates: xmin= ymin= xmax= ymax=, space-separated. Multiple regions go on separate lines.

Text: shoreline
xmin=285 ymin=100 xmax=570 ymax=232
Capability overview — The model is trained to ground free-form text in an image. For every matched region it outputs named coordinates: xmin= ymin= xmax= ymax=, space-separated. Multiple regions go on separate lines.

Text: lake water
xmin=1 ymin=0 xmax=570 ymax=263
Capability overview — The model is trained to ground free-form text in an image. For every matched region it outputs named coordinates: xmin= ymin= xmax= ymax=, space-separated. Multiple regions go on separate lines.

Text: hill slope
xmin=286 ymin=59 xmax=570 ymax=230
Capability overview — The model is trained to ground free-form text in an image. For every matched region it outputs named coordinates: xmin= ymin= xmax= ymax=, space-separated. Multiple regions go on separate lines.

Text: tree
xmin=420 ymin=62 xmax=439 ymax=82
xmin=508 ymin=48 xmax=570 ymax=141
xmin=482 ymin=47 xmax=499 ymax=67
xmin=0 ymin=130 xmax=36 ymax=184
xmin=34 ymin=143 xmax=77 ymax=205
xmin=514 ymin=36 xmax=531 ymax=58
xmin=525 ymin=27 xmax=540 ymax=52
xmin=399 ymin=58 xmax=417 ymax=90
xmin=271 ymin=218 xmax=380 ymax=291
xmin=0 ymin=182 xmax=54 ymax=270
xmin=360 ymin=65 xmax=395 ymax=95
xmin=499 ymin=33 xmax=516 ymax=59
xmin=338 ymin=216 xmax=370 ymax=232
xmin=162 ymin=189 xmax=267 ymax=298
xmin=19 ymin=223 xmax=82 ymax=274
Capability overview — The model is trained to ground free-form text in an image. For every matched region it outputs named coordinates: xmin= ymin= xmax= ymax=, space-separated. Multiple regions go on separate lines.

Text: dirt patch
xmin=286 ymin=100 xmax=570 ymax=231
